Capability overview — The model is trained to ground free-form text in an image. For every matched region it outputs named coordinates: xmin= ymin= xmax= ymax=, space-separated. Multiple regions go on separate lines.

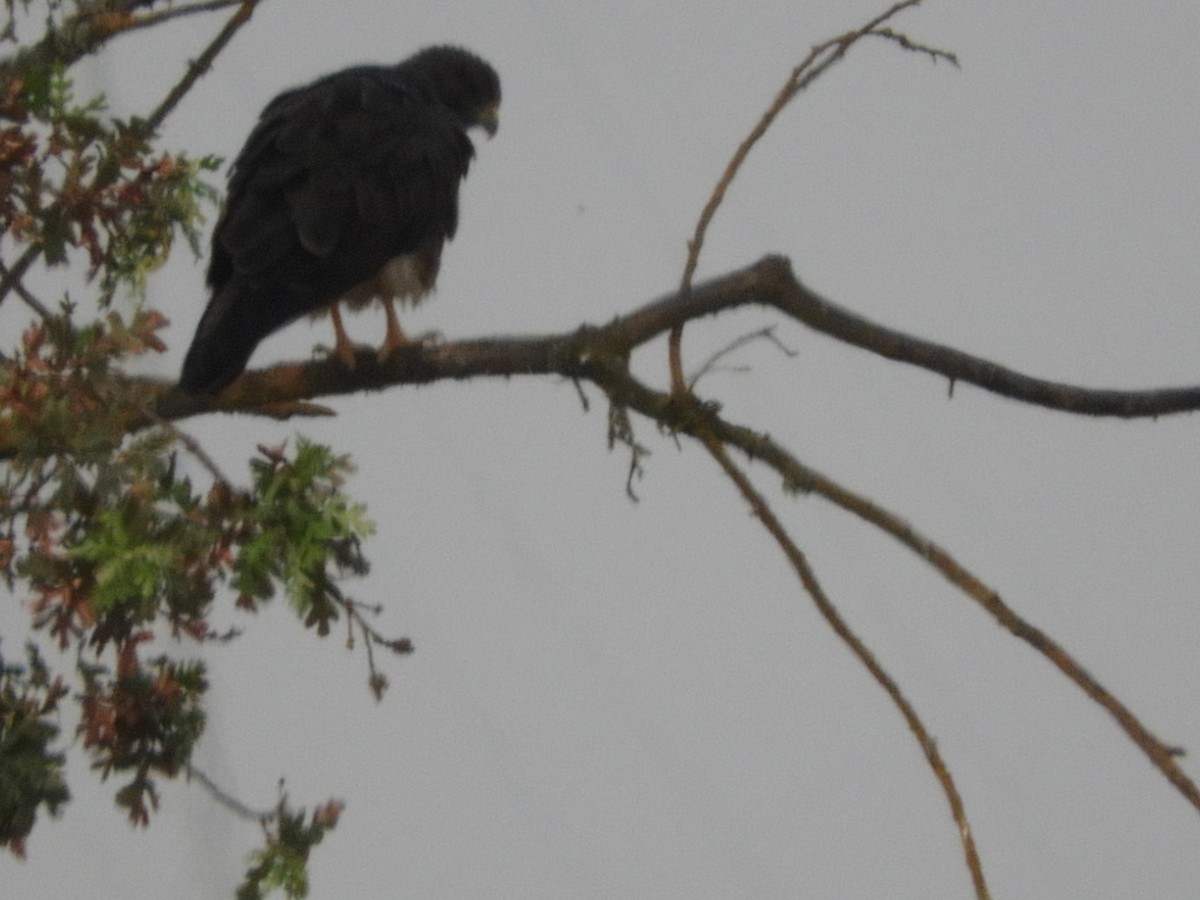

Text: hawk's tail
xmin=178 ymin=283 xmax=266 ymax=395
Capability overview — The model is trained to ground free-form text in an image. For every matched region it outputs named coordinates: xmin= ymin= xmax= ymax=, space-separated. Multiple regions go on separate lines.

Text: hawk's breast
xmin=318 ymin=241 xmax=443 ymax=316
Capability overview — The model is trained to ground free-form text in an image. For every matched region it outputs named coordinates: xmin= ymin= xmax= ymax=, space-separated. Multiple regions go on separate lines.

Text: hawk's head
xmin=403 ymin=45 xmax=501 ymax=137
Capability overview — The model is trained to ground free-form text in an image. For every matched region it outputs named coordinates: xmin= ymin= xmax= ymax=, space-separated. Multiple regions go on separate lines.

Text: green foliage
xmin=1 ymin=59 xmax=221 ymax=303
xmin=0 ymin=4 xmax=396 ymax=889
xmin=3 ymin=428 xmax=379 ymax=838
xmin=0 ymin=643 xmax=70 ymax=857
xmin=0 ymin=305 xmax=171 ymax=461
xmin=239 ymin=440 xmax=374 ymax=633
xmin=237 ymin=799 xmax=344 ymax=900
xmin=12 ymin=428 xmax=217 ymax=641
xmin=79 ymin=645 xmax=208 ymax=825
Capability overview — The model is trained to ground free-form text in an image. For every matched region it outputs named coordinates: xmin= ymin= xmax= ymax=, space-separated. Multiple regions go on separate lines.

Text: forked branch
xmin=659 ymin=2 xmax=1191 ymax=895
xmin=695 ymin=420 xmax=989 ymax=898
xmin=669 ymin=0 xmax=956 ymax=393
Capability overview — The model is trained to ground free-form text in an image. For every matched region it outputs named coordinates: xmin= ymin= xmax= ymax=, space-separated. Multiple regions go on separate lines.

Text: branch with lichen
xmin=7 ymin=253 xmax=1194 ymax=458
xmin=0 ymin=0 xmax=254 ymax=84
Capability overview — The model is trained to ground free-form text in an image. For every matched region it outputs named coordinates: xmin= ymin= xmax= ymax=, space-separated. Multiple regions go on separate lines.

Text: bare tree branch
xmin=0 ymin=243 xmax=41 ymax=309
xmin=702 ymin=393 xmax=1200 ymax=814
xmin=637 ymin=256 xmax=1200 ymax=417
xmin=140 ymin=0 xmax=263 ymax=135
xmin=115 ymin=0 xmax=252 ymax=34
xmin=186 ymin=763 xmax=272 ymax=822
xmin=687 ymin=325 xmax=794 ymax=389
xmin=695 ymin=421 xmax=990 ymax=898
xmin=4 ymin=253 xmax=1200 ymax=461
xmin=669 ymin=0 xmax=953 ymax=393
xmin=571 ymin=355 xmax=1200 ymax=849
xmin=573 ymin=342 xmax=1200 ymax=822
xmin=0 ymin=0 xmax=249 ymax=82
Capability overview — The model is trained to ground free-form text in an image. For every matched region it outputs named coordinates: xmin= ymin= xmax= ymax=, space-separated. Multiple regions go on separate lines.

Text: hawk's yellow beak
xmin=477 ymin=104 xmax=499 ymax=138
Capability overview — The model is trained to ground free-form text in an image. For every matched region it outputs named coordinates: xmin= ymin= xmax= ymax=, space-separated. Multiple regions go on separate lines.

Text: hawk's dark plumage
xmin=179 ymin=45 xmax=500 ymax=394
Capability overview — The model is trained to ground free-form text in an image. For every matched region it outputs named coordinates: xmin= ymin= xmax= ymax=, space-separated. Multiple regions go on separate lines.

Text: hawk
xmin=179 ymin=45 xmax=500 ymax=394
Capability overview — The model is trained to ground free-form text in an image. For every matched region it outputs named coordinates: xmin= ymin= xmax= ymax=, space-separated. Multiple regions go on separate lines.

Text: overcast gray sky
xmin=5 ymin=1 xmax=1200 ymax=897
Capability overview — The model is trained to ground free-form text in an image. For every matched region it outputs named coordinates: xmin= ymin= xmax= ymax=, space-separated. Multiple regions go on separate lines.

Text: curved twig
xmin=669 ymin=0 xmax=954 ymax=393
xmin=687 ymin=325 xmax=794 ymax=389
xmin=187 ymin=763 xmax=272 ymax=822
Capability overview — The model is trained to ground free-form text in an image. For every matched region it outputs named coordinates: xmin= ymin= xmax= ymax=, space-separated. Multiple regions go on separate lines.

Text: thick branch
xmin=630 ymin=256 xmax=1200 ymax=417
xmin=4 ymin=254 xmax=1200 ymax=461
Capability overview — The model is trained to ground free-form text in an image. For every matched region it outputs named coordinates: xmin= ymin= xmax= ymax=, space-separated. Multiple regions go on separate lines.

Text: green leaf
xmin=0 ymin=645 xmax=70 ymax=856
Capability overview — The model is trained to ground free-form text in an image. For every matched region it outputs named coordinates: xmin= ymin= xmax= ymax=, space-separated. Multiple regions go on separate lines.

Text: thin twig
xmin=0 ymin=255 xmax=54 ymax=321
xmin=187 ymin=763 xmax=272 ymax=822
xmin=140 ymin=406 xmax=233 ymax=486
xmin=0 ymin=0 xmax=246 ymax=81
xmin=670 ymin=0 xmax=937 ymax=394
xmin=871 ymin=28 xmax=960 ymax=65
xmin=115 ymin=0 xmax=249 ymax=35
xmin=694 ymin=393 xmax=1200 ymax=814
xmin=330 ymin=595 xmax=412 ymax=700
xmin=694 ymin=417 xmax=990 ymax=899
xmin=0 ymin=245 xmax=43 ymax=310
xmin=687 ymin=325 xmax=795 ymax=389
xmin=141 ymin=0 xmax=262 ymax=134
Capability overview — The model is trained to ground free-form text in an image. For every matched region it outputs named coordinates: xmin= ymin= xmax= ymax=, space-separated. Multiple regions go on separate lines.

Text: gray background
xmin=4 ymin=1 xmax=1200 ymax=897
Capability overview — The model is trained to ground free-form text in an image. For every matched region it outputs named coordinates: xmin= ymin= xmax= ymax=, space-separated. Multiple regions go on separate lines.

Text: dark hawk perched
xmin=179 ymin=45 xmax=500 ymax=394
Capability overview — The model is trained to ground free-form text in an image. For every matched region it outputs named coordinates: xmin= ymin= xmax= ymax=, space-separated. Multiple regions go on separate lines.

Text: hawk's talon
xmin=415 ymin=329 xmax=445 ymax=347
xmin=378 ymin=330 xmax=445 ymax=361
xmin=314 ymin=341 xmax=364 ymax=370
xmin=376 ymin=340 xmax=405 ymax=363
